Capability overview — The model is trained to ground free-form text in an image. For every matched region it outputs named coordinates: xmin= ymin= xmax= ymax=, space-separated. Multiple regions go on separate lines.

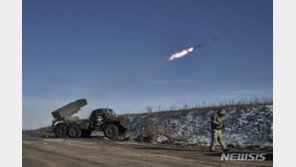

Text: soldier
xmin=210 ymin=109 xmax=229 ymax=152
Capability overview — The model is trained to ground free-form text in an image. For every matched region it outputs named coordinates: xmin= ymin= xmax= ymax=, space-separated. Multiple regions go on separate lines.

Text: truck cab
xmin=89 ymin=108 xmax=114 ymax=130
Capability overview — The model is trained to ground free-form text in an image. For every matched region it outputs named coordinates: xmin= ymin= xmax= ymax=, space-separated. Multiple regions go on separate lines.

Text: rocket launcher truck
xmin=51 ymin=99 xmax=128 ymax=139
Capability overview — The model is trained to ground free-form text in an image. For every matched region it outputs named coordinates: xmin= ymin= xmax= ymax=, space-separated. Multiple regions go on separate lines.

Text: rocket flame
xmin=169 ymin=47 xmax=194 ymax=61
xmin=169 ymin=38 xmax=217 ymax=61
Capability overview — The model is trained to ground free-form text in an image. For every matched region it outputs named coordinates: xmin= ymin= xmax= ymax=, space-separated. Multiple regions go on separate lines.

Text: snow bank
xmin=124 ymin=105 xmax=273 ymax=148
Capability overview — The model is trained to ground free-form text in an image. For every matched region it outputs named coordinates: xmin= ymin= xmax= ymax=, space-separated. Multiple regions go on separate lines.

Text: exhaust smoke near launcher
xmin=169 ymin=37 xmax=218 ymax=61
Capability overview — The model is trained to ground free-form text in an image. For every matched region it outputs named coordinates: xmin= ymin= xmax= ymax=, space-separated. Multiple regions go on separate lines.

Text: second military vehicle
xmin=51 ymin=99 xmax=128 ymax=139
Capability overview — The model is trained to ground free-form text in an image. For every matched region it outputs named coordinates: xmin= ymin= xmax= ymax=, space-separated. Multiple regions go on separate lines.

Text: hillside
xmin=123 ymin=104 xmax=273 ymax=149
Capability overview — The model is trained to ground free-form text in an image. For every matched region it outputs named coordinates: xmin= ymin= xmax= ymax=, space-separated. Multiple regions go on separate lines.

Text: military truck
xmin=51 ymin=99 xmax=128 ymax=139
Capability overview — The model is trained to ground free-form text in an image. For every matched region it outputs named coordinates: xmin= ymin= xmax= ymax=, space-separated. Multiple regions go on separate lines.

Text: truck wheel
xmin=54 ymin=124 xmax=67 ymax=138
xmin=67 ymin=125 xmax=81 ymax=138
xmin=104 ymin=124 xmax=118 ymax=139
xmin=81 ymin=130 xmax=92 ymax=138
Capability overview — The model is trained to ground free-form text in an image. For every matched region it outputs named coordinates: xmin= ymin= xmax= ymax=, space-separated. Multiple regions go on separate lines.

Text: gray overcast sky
xmin=23 ymin=0 xmax=272 ymax=129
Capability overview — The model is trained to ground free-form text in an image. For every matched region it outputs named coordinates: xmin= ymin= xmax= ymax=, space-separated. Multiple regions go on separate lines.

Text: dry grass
xmin=123 ymin=96 xmax=273 ymax=117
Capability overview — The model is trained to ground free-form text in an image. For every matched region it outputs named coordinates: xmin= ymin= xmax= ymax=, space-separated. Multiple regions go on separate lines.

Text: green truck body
xmin=51 ymin=99 xmax=127 ymax=139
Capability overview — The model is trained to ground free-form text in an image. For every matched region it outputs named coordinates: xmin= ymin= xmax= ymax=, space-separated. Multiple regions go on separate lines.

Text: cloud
xmin=149 ymin=80 xmax=172 ymax=84
xmin=228 ymin=89 xmax=273 ymax=97
xmin=178 ymin=79 xmax=191 ymax=82
xmin=148 ymin=79 xmax=191 ymax=84
xmin=229 ymin=89 xmax=258 ymax=95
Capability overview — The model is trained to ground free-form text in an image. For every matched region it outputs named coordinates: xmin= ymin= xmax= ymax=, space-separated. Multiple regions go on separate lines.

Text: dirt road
xmin=23 ymin=138 xmax=272 ymax=167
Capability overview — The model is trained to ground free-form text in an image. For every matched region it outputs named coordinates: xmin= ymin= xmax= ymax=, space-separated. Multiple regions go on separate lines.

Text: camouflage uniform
xmin=210 ymin=109 xmax=227 ymax=151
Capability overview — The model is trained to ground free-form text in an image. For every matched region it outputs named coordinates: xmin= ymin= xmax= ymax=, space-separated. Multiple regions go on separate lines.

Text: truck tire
xmin=81 ymin=130 xmax=92 ymax=138
xmin=54 ymin=124 xmax=67 ymax=138
xmin=104 ymin=124 xmax=119 ymax=139
xmin=67 ymin=125 xmax=81 ymax=138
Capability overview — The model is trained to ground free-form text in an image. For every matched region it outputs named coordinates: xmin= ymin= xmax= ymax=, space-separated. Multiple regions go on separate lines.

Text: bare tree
xmin=146 ymin=106 xmax=153 ymax=113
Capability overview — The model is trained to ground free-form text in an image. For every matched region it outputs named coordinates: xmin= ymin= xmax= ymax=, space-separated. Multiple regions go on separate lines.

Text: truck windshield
xmin=106 ymin=109 xmax=114 ymax=116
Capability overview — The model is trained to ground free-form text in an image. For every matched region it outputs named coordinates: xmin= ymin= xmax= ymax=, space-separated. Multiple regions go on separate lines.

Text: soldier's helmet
xmin=218 ymin=109 xmax=226 ymax=115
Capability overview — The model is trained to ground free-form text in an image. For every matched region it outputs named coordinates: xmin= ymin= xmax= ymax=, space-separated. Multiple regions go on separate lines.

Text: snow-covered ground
xmin=124 ymin=105 xmax=273 ymax=148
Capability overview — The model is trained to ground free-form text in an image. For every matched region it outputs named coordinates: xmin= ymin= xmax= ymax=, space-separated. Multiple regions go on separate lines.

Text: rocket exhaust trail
xmin=169 ymin=38 xmax=217 ymax=61
xmin=192 ymin=37 xmax=217 ymax=49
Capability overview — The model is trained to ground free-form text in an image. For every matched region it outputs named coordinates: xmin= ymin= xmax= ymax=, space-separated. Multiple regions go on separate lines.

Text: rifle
xmin=221 ymin=116 xmax=231 ymax=129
